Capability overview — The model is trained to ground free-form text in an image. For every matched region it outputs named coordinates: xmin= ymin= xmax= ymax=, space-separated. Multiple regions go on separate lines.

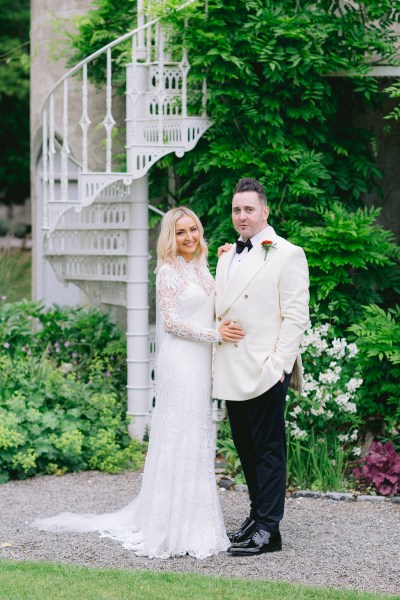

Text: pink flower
xmin=3 ymin=342 xmax=10 ymax=349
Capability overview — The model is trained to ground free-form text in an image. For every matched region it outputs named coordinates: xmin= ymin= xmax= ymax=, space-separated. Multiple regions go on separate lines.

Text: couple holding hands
xmin=33 ymin=178 xmax=310 ymax=560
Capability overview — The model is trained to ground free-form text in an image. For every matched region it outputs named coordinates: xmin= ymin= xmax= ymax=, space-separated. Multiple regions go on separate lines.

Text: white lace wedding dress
xmin=32 ymin=257 xmax=230 ymax=559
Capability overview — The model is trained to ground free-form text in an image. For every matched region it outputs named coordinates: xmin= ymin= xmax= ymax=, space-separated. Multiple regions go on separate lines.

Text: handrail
xmin=40 ymin=0 xmax=210 ymax=224
xmin=41 ymin=0 xmax=197 ymax=111
xmin=41 ymin=19 xmax=159 ymax=111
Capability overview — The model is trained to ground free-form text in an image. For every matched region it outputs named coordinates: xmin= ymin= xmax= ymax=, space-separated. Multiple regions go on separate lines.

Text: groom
xmin=213 ymin=178 xmax=309 ymax=555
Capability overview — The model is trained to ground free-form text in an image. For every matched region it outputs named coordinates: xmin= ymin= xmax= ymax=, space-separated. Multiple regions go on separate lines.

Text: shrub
xmin=348 ymin=304 xmax=400 ymax=442
xmin=353 ymin=441 xmax=400 ymax=496
xmin=287 ymin=203 xmax=400 ymax=329
xmin=286 ymin=323 xmax=362 ymax=455
xmin=0 ymin=219 xmax=10 ymax=236
xmin=0 ymin=301 xmax=146 ymax=482
xmin=0 ymin=299 xmax=127 ymax=394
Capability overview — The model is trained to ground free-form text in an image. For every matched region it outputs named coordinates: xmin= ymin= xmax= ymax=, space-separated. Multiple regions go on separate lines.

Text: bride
xmin=32 ymin=207 xmax=245 ymax=559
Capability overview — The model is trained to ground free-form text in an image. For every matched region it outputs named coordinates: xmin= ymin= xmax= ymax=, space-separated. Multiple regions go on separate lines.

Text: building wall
xmin=31 ymin=0 xmax=128 ymax=305
xmin=357 ymin=92 xmax=400 ymax=242
xmin=31 ymin=1 xmax=90 ymax=303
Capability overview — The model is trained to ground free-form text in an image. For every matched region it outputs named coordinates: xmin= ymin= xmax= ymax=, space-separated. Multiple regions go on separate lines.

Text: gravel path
xmin=0 ymin=471 xmax=399 ymax=595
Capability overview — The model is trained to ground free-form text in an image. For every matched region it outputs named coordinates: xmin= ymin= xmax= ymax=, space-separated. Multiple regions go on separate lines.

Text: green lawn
xmin=0 ymin=560 xmax=396 ymax=600
xmin=0 ymin=248 xmax=31 ymax=302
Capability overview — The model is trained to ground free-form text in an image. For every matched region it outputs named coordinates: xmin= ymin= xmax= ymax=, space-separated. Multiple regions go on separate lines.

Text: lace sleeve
xmin=157 ymin=265 xmax=221 ymax=343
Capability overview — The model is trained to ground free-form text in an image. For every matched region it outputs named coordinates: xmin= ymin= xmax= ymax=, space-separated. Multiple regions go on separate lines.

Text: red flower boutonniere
xmin=261 ymin=240 xmax=277 ymax=261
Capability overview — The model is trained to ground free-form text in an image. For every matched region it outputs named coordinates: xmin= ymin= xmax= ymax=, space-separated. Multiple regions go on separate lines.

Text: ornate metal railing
xmin=41 ymin=15 xmax=211 ymax=232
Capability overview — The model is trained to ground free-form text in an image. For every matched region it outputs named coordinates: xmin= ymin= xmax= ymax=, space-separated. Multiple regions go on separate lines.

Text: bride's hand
xmin=217 ymin=243 xmax=232 ymax=258
xmin=218 ymin=320 xmax=246 ymax=342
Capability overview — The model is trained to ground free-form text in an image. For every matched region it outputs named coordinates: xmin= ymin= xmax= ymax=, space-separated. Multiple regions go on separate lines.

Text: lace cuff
xmin=157 ymin=265 xmax=220 ymax=344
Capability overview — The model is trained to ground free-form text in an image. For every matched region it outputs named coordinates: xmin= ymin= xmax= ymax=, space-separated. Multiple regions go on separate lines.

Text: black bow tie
xmin=235 ymin=239 xmax=253 ymax=254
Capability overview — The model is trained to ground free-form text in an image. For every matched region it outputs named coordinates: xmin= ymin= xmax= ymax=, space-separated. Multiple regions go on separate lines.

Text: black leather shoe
xmin=228 ymin=517 xmax=256 ymax=544
xmin=227 ymin=529 xmax=282 ymax=556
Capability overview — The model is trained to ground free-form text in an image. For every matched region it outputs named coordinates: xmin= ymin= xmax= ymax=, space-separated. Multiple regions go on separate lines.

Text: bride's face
xmin=175 ymin=215 xmax=200 ymax=261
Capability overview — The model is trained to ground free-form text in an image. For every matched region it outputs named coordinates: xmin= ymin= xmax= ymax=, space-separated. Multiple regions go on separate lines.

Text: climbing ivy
xmin=157 ymin=1 xmax=399 ymax=239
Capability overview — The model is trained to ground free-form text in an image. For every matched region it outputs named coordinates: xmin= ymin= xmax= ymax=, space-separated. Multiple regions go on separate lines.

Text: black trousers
xmin=226 ymin=374 xmax=291 ymax=534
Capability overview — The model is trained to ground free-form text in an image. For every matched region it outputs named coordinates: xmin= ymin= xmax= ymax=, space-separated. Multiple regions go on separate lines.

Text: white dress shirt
xmin=227 ymin=225 xmax=273 ymax=281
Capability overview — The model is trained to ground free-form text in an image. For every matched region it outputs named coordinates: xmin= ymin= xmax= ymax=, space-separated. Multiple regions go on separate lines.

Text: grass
xmin=0 ymin=247 xmax=31 ymax=302
xmin=0 ymin=560 xmax=397 ymax=600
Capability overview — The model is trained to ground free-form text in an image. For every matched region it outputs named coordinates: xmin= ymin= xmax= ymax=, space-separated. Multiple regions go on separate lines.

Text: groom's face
xmin=232 ymin=191 xmax=269 ymax=240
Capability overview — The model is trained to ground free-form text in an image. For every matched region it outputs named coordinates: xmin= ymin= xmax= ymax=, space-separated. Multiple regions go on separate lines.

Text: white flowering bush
xmin=286 ymin=323 xmax=363 ymax=457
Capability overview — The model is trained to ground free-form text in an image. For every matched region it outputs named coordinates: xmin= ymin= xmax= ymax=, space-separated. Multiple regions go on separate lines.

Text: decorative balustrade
xmin=56 ymin=199 xmax=130 ymax=229
xmin=44 ymin=230 xmax=128 ymax=255
xmin=47 ymin=255 xmax=127 ymax=281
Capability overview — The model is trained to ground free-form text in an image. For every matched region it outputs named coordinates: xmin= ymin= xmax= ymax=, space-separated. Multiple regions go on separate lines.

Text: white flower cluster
xmin=289 ymin=424 xmax=308 ymax=440
xmin=288 ymin=323 xmax=363 ymax=439
xmin=289 ymin=404 xmax=302 ymax=419
xmin=346 ymin=378 xmax=363 ymax=393
xmin=335 ymin=393 xmax=357 ymax=413
xmin=301 ymin=323 xmax=330 ymax=356
xmin=338 ymin=429 xmax=359 ymax=443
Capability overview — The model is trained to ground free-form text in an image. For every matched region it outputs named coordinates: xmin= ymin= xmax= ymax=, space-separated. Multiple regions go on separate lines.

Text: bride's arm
xmin=157 ymin=265 xmax=222 ymax=343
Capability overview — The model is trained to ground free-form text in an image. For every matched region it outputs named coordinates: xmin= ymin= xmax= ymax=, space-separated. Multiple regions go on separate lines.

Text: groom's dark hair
xmin=233 ymin=178 xmax=267 ymax=205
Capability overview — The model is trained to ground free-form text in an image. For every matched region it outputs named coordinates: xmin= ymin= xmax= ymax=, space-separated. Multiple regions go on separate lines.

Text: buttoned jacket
xmin=213 ymin=227 xmax=310 ymax=401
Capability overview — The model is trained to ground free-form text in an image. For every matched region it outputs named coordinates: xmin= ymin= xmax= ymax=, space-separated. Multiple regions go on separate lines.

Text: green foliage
xmin=0 ymin=0 xmax=30 ymax=205
xmin=348 ymin=305 xmax=400 ymax=440
xmin=384 ymin=80 xmax=400 ymax=126
xmin=152 ymin=0 xmax=400 ymax=258
xmin=67 ymin=1 xmax=400 ymax=241
xmin=66 ymin=0 xmax=137 ymax=86
xmin=0 ymin=299 xmax=127 ymax=393
xmin=288 ymin=203 xmax=400 ymax=327
xmin=216 ymin=418 xmax=244 ymax=483
xmin=0 ymin=248 xmax=31 ymax=303
xmin=0 ymin=301 xmax=146 ymax=481
xmin=286 ymin=323 xmax=362 ymax=449
xmin=27 ymin=0 xmax=400 ymax=491
xmin=286 ymin=431 xmax=348 ymax=492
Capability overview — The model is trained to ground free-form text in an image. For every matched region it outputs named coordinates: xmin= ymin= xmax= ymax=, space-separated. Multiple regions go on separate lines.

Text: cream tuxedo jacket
xmin=213 ymin=227 xmax=310 ymax=401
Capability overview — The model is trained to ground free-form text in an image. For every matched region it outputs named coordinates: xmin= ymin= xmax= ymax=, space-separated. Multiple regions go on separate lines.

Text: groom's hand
xmin=218 ymin=320 xmax=246 ymax=342
xmin=217 ymin=243 xmax=233 ymax=258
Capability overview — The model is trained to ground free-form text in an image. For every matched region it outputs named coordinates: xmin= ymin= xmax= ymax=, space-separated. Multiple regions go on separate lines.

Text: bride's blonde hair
xmin=156 ymin=207 xmax=208 ymax=269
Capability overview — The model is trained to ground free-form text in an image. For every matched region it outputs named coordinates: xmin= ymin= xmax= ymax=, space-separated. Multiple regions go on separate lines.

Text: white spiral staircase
xmin=40 ymin=8 xmax=212 ymax=438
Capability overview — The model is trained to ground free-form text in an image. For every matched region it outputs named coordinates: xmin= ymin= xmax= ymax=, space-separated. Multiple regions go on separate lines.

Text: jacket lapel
xmin=217 ymin=234 xmax=278 ymax=316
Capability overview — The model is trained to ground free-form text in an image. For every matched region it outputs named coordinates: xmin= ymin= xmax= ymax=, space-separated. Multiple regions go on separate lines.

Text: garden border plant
xmin=0 ymin=300 xmax=146 ymax=482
